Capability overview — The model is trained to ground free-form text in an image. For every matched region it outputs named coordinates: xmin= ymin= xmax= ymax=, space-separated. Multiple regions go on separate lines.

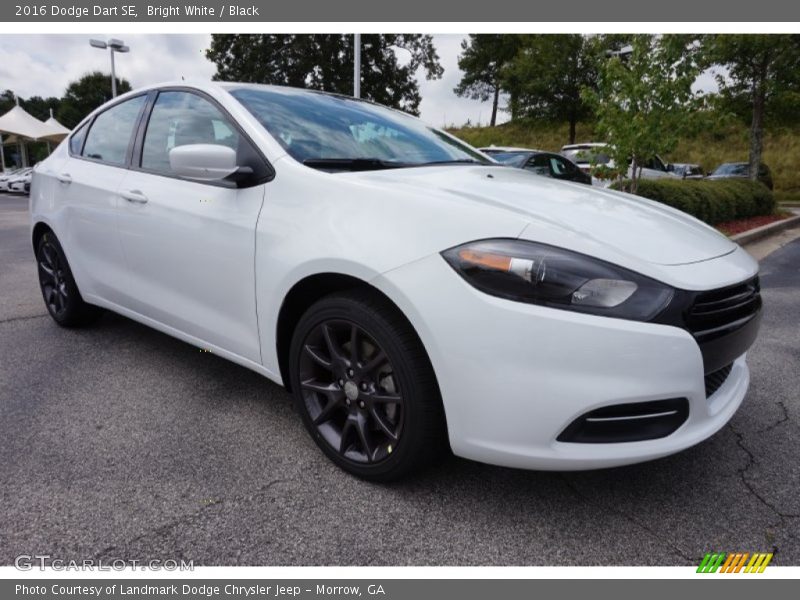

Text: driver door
xmin=115 ymin=90 xmax=266 ymax=362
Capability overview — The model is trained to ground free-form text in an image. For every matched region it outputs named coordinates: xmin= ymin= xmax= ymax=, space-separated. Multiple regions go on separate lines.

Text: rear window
xmin=713 ymin=163 xmax=748 ymax=176
xmin=69 ymin=121 xmax=89 ymax=155
xmin=561 ymin=147 xmax=611 ymax=165
xmin=82 ymin=95 xmax=146 ymax=166
xmin=490 ymin=152 xmax=530 ymax=167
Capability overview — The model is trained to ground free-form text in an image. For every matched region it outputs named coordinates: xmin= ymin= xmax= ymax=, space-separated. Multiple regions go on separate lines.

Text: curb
xmin=732 ymin=214 xmax=800 ymax=246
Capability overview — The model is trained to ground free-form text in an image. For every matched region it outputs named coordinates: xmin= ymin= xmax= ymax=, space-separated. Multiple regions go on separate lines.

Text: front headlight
xmin=441 ymin=239 xmax=674 ymax=322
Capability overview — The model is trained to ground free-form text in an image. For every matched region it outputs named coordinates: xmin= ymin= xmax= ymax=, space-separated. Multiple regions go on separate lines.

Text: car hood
xmin=347 ymin=165 xmax=736 ymax=266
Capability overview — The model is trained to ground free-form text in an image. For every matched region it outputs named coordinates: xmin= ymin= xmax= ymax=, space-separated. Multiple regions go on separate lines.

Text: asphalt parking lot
xmin=1 ymin=192 xmax=798 ymax=566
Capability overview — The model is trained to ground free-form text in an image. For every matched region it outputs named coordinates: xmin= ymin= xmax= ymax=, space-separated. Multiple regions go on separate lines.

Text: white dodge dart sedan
xmin=30 ymin=82 xmax=762 ymax=481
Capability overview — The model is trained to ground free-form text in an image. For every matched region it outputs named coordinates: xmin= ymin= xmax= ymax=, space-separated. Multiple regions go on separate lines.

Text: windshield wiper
xmin=302 ymin=158 xmax=411 ymax=171
xmin=414 ymin=159 xmax=487 ymax=166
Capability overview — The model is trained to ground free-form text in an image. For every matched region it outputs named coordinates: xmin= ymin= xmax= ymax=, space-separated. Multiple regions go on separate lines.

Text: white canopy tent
xmin=0 ymin=102 xmax=70 ymax=171
xmin=44 ymin=109 xmax=71 ymax=140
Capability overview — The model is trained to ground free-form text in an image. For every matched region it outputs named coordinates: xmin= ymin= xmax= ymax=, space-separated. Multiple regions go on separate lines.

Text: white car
xmin=30 ymin=82 xmax=762 ymax=481
xmin=0 ymin=168 xmax=28 ymax=192
xmin=9 ymin=169 xmax=33 ymax=194
xmin=561 ymin=143 xmax=680 ymax=187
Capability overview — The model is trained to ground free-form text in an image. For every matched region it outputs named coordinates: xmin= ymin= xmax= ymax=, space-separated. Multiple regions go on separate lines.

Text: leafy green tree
xmin=57 ymin=71 xmax=132 ymax=129
xmin=206 ymin=34 xmax=442 ymax=115
xmin=502 ymin=34 xmax=599 ymax=143
xmin=703 ymin=35 xmax=800 ymax=181
xmin=453 ymin=34 xmax=521 ymax=126
xmin=585 ymin=35 xmax=702 ymax=193
xmin=21 ymin=96 xmax=62 ymax=122
xmin=0 ymin=89 xmax=15 ymax=115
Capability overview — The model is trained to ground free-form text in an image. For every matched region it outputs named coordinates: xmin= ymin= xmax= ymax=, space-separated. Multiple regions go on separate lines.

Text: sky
xmin=0 ymin=34 xmax=721 ymax=129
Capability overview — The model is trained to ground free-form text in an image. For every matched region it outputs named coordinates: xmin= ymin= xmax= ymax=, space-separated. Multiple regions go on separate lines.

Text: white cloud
xmin=0 ymin=33 xmax=495 ymax=127
xmin=0 ymin=34 xmax=215 ymax=101
xmin=416 ymin=34 xmax=511 ymax=128
xmin=0 ymin=34 xmax=717 ymax=129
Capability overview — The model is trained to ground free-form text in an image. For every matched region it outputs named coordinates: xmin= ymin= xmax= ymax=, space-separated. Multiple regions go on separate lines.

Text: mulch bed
xmin=716 ymin=213 xmax=794 ymax=236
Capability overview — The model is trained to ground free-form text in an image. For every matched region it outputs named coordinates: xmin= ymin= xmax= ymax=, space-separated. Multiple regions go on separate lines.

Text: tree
xmin=453 ymin=35 xmax=520 ymax=127
xmin=57 ymin=71 xmax=131 ymax=128
xmin=502 ymin=35 xmax=599 ymax=143
xmin=206 ymin=34 xmax=442 ymax=115
xmin=0 ymin=89 xmax=15 ymax=115
xmin=21 ymin=96 xmax=62 ymax=122
xmin=704 ymin=35 xmax=800 ymax=182
xmin=585 ymin=35 xmax=702 ymax=193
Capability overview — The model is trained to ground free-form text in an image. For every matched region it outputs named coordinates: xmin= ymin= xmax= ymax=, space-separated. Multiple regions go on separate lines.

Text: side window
xmin=141 ymin=91 xmax=241 ymax=174
xmin=82 ymin=95 xmax=146 ymax=166
xmin=69 ymin=121 xmax=89 ymax=155
xmin=549 ymin=155 xmax=573 ymax=177
xmin=524 ymin=154 xmax=551 ymax=177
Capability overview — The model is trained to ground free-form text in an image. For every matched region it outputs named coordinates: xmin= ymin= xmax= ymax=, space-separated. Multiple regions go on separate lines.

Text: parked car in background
xmin=1 ymin=168 xmax=32 ymax=193
xmin=31 ymin=82 xmax=762 ymax=481
xmin=560 ymin=143 xmax=680 ymax=187
xmin=706 ymin=162 xmax=773 ymax=190
xmin=9 ymin=170 xmax=33 ymax=194
xmin=0 ymin=167 xmax=25 ymax=192
xmin=668 ymin=163 xmax=705 ymax=180
xmin=480 ymin=147 xmax=592 ymax=185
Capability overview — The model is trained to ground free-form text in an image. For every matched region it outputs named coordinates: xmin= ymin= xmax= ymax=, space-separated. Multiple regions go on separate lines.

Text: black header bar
xmin=2 ymin=0 xmax=800 ymax=22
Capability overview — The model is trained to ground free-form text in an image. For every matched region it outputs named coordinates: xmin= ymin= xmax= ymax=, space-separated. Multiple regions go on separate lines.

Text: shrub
xmin=610 ymin=179 xmax=776 ymax=225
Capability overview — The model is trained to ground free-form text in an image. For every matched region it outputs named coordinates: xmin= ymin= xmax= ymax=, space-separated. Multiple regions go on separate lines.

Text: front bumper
xmin=375 ymin=253 xmax=755 ymax=471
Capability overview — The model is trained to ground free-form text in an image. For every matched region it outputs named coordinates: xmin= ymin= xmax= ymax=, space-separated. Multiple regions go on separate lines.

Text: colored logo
xmin=697 ymin=552 xmax=773 ymax=573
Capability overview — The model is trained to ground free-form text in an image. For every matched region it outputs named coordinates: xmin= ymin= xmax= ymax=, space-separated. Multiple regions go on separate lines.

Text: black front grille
xmin=557 ymin=398 xmax=689 ymax=444
xmin=705 ymin=363 xmax=733 ymax=398
xmin=655 ymin=276 xmax=762 ymax=375
xmin=687 ymin=277 xmax=761 ymax=340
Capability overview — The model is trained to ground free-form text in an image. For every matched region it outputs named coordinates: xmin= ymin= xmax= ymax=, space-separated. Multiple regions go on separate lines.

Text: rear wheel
xmin=36 ymin=232 xmax=101 ymax=327
xmin=289 ymin=290 xmax=446 ymax=481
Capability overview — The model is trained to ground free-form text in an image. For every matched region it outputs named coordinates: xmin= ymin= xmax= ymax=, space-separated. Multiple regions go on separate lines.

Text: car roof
xmin=100 ymin=80 xmax=424 ymax=128
xmin=561 ymin=142 xmax=608 ymax=150
xmin=479 ymin=146 xmax=545 ymax=153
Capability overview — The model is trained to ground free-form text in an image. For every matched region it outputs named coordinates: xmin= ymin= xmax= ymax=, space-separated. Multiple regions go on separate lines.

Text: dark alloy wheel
xmin=289 ymin=291 xmax=446 ymax=481
xmin=299 ymin=319 xmax=404 ymax=464
xmin=38 ymin=238 xmax=69 ymax=318
xmin=36 ymin=232 xmax=101 ymax=327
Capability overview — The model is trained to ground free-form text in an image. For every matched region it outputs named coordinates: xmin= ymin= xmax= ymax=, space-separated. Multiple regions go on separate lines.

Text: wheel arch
xmin=31 ymin=221 xmax=54 ymax=253
xmin=275 ymin=272 xmax=436 ymax=396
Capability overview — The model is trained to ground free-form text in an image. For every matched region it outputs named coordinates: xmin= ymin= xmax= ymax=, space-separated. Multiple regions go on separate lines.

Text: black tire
xmin=36 ymin=231 xmax=102 ymax=327
xmin=289 ymin=290 xmax=447 ymax=481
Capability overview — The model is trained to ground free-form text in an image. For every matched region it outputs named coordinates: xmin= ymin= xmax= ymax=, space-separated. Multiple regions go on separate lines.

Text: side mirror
xmin=169 ymin=144 xmax=240 ymax=182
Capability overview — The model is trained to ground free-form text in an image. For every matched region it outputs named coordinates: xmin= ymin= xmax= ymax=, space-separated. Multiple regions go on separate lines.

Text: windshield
xmin=713 ymin=163 xmax=748 ymax=176
xmin=489 ymin=152 xmax=530 ymax=167
xmin=561 ymin=147 xmax=611 ymax=165
xmin=230 ymin=87 xmax=489 ymax=170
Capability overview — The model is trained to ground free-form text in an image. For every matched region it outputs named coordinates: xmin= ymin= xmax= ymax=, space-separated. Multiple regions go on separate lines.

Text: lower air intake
xmin=705 ymin=363 xmax=733 ymax=398
xmin=557 ymin=398 xmax=689 ymax=444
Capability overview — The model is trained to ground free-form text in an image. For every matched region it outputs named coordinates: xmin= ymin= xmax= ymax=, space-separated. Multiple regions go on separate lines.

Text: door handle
xmin=121 ymin=189 xmax=148 ymax=204
xmin=56 ymin=173 xmax=72 ymax=184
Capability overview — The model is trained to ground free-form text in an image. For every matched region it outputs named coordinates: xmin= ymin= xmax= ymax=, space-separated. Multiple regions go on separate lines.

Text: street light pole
xmin=110 ymin=47 xmax=117 ymax=97
xmin=89 ymin=38 xmax=130 ymax=98
xmin=354 ymin=33 xmax=361 ymax=99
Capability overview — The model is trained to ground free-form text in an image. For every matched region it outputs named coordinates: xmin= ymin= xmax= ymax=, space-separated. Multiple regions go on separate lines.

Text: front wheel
xmin=289 ymin=290 xmax=446 ymax=481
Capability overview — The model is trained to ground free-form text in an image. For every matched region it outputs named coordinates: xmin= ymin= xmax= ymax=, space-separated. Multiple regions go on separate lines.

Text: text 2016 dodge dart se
xmin=30 ymin=82 xmax=762 ymax=481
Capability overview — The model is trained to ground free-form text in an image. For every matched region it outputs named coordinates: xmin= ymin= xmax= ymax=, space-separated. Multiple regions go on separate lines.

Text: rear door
xmin=115 ymin=89 xmax=268 ymax=362
xmin=55 ymin=94 xmax=147 ymax=303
